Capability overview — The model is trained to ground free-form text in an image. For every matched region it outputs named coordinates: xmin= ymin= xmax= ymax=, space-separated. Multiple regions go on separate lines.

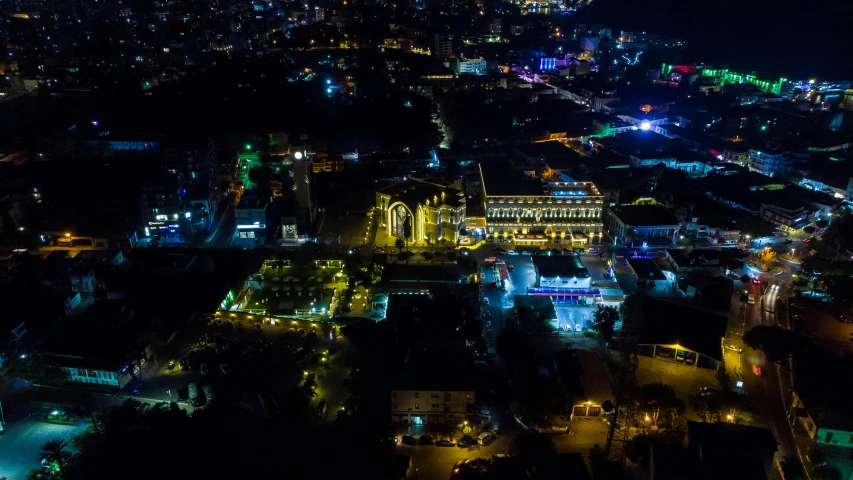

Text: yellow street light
xmin=64 ymin=232 xmax=71 ymax=237
xmin=726 ymin=414 xmax=733 ymax=421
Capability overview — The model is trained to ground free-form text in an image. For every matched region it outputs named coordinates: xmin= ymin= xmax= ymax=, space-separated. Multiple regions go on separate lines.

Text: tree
xmin=591 ymin=305 xmax=619 ymax=342
xmin=750 ymin=248 xmax=778 ymax=271
xmin=743 ymin=326 xmax=810 ymax=361
xmin=394 ymin=237 xmax=405 ymax=252
xmin=420 ymin=251 xmax=434 ymax=262
xmin=815 ymin=219 xmax=829 ymax=230
xmin=445 ymin=251 xmax=458 ymax=262
xmin=248 ymin=166 xmax=273 ymax=191
xmin=803 ymin=226 xmax=816 ymax=234
xmin=37 ymin=439 xmax=69 ymax=478
xmin=634 ymin=382 xmax=684 ymax=427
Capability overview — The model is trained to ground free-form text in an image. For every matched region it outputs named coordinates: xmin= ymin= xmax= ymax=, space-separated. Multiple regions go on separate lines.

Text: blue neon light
xmin=551 ymin=191 xmax=585 ymax=196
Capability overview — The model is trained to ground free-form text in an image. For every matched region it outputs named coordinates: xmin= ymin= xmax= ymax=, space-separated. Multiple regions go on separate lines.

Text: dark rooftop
xmin=378 ymin=177 xmax=465 ymax=208
xmin=479 ymin=163 xmax=546 ymax=196
xmin=532 ymin=255 xmax=589 ymax=279
xmin=686 ymin=421 xmax=777 ymax=457
xmin=639 ymin=298 xmax=728 ymax=360
xmin=609 ymin=204 xmax=679 ymax=227
xmin=626 ymin=258 xmax=666 ymax=280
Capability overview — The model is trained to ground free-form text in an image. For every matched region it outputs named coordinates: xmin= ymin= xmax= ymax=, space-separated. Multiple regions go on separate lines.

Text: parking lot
xmin=634 ymin=355 xmax=717 ymax=405
xmin=0 ymin=407 xmax=89 ymax=480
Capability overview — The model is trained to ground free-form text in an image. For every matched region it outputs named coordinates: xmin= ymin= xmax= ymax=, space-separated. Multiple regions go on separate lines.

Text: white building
xmin=234 ymin=190 xmax=271 ymax=246
xmin=532 ymin=255 xmax=592 ymax=289
xmin=391 ymin=388 xmax=474 ymax=426
xmin=456 ymin=58 xmax=487 ymax=75
xmin=748 ymin=149 xmax=790 ymax=177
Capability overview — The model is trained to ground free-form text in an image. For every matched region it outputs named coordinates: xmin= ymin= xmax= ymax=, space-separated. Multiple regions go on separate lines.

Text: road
xmin=725 ymin=277 xmax=801 ymax=480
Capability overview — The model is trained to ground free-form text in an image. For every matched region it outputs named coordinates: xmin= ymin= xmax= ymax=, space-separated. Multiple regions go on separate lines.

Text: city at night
xmin=0 ymin=0 xmax=851 ymax=478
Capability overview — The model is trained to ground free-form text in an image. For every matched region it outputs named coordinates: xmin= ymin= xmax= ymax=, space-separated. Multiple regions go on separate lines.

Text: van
xmin=202 ymin=384 xmax=214 ymax=402
xmin=477 ymin=432 xmax=495 ymax=445
xmin=188 ymin=383 xmax=199 ymax=405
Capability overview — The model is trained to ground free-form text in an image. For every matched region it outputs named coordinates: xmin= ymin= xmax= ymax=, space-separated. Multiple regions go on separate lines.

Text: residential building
xmin=605 ymin=204 xmax=680 ymax=245
xmin=47 ymin=354 xmax=134 ymax=390
xmin=390 ymin=388 xmax=474 ymax=426
xmin=376 ymin=177 xmax=466 ymax=245
xmin=532 ymin=255 xmax=591 ymax=289
xmin=234 ymin=190 xmax=271 ymax=246
xmin=748 ymin=149 xmax=790 ymax=177
xmin=434 ymin=35 xmax=452 ymax=58
xmin=664 ymin=249 xmax=727 ymax=277
xmin=455 ymin=57 xmax=487 ymax=75
xmin=479 ymin=164 xmax=605 ymax=247
xmin=140 ymin=170 xmax=188 ymax=240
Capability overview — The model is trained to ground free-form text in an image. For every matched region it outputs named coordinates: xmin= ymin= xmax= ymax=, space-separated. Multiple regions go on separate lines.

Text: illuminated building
xmin=748 ymin=149 xmax=790 ymax=177
xmin=234 ymin=190 xmax=271 ymax=245
xmin=661 ymin=64 xmax=793 ymax=97
xmin=478 ymin=164 xmax=604 ymax=246
xmin=376 ymin=178 xmax=466 ymax=245
xmin=455 ymin=57 xmax=487 ymax=75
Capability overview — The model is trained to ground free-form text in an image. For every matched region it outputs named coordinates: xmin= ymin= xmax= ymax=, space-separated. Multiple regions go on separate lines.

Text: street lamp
xmin=726 ymin=414 xmax=733 ymax=422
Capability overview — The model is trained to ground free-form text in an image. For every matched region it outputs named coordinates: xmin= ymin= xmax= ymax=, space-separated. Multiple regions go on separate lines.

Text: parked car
xmin=436 ymin=438 xmax=455 ymax=447
xmin=574 ymin=324 xmax=583 ymax=332
xmin=235 ymin=321 xmax=244 ymax=329
xmin=400 ymin=435 xmax=417 ymax=446
xmin=685 ymin=356 xmax=695 ymax=366
xmin=521 ymin=251 xmax=533 ymax=256
xmin=419 ymin=435 xmax=435 ymax=445
xmin=507 ymin=264 xmax=515 ymax=271
xmin=485 ymin=321 xmax=492 ymax=329
xmin=482 ymin=311 xmax=491 ymax=320
xmin=220 ymin=363 xmax=231 ymax=375
xmin=699 ymin=386 xmax=718 ymax=396
xmin=675 ymin=351 xmax=685 ymax=362
xmin=747 ymin=294 xmax=756 ymax=304
xmin=457 ymin=436 xmax=477 ymax=447
xmin=188 ymin=383 xmax=199 ymax=406
xmin=202 ymin=384 xmax=215 ymax=402
xmin=506 ymin=250 xmax=518 ymax=256
xmin=200 ymin=363 xmax=209 ymax=375
xmin=481 ymin=297 xmax=489 ymax=305
xmin=725 ymin=344 xmax=744 ymax=353
xmin=477 ymin=432 xmax=495 ymax=445
xmin=254 ymin=323 xmax=263 ymax=331
xmin=374 ymin=247 xmax=385 ymax=253
xmin=317 ymin=401 xmax=327 ymax=418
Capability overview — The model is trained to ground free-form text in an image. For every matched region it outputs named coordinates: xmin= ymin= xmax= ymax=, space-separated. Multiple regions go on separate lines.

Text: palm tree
xmin=38 ymin=438 xmax=69 ymax=477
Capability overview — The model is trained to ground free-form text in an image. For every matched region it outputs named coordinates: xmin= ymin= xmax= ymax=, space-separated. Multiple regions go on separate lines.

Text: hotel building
xmin=478 ymin=164 xmax=605 ymax=246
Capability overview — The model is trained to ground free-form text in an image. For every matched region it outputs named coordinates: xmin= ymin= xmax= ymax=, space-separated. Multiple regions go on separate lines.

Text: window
xmin=431 ymin=393 xmax=440 ymax=399
xmin=431 ymin=403 xmax=440 ymax=409
xmin=414 ymin=403 xmax=420 ymax=410
xmin=414 ymin=392 xmax=420 ymax=398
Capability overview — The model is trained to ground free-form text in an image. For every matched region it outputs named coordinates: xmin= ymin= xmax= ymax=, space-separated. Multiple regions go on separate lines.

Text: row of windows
xmin=66 ymin=368 xmax=117 ymax=380
xmin=73 ymin=377 xmax=116 ymax=386
xmin=488 ymin=207 xmax=600 ymax=218
xmin=391 ymin=403 xmax=459 ymax=411
xmin=392 ymin=391 xmax=471 ymax=400
xmin=492 ymin=198 xmax=598 ymax=205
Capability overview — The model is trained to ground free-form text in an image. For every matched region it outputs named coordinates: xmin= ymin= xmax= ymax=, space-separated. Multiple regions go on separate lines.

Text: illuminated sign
xmin=155 ymin=215 xmax=168 ymax=221
xmin=148 ymin=221 xmax=165 ymax=226
xmin=237 ymin=223 xmax=266 ymax=229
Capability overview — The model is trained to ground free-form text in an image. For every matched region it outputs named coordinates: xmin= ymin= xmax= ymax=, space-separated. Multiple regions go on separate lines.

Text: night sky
xmin=578 ymin=0 xmax=853 ymax=80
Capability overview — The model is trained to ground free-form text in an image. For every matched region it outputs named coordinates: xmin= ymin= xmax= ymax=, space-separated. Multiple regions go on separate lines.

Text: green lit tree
xmin=37 ymin=439 xmax=69 ymax=479
xmin=591 ymin=305 xmax=619 ymax=342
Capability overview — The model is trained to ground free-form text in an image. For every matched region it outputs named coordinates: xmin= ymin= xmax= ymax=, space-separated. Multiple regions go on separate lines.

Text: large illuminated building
xmin=478 ymin=164 xmax=604 ymax=246
xmin=376 ymin=178 xmax=466 ymax=244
